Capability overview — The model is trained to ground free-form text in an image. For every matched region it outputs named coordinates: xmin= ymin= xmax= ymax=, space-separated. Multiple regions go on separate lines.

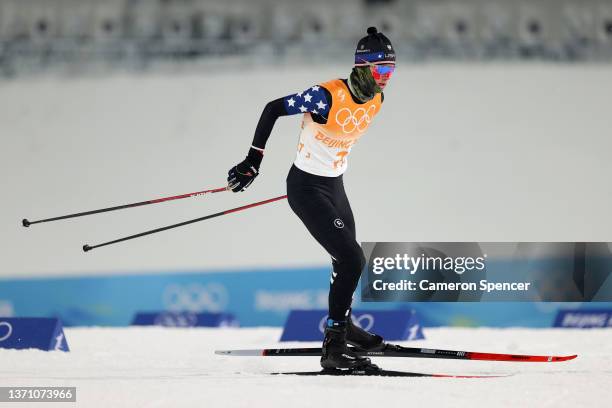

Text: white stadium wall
xmin=1 ymin=63 xmax=611 ymax=278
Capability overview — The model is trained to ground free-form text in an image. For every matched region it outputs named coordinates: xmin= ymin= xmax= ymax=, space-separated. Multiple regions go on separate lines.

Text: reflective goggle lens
xmin=374 ymin=65 xmax=395 ymax=75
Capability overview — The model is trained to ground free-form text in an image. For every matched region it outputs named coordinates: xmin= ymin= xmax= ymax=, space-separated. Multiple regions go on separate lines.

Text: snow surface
xmin=1 ymin=327 xmax=610 ymax=408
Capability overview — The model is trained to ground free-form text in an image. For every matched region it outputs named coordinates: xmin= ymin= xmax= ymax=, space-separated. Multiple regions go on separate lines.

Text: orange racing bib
xmin=294 ymin=79 xmax=382 ymax=177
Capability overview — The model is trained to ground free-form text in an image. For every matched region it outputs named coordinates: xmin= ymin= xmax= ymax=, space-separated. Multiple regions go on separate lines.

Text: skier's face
xmin=370 ymin=63 xmax=395 ymax=90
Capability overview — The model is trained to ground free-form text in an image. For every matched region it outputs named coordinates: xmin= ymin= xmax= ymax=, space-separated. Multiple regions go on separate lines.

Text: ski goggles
xmin=371 ymin=64 xmax=395 ymax=79
xmin=372 ymin=64 xmax=395 ymax=75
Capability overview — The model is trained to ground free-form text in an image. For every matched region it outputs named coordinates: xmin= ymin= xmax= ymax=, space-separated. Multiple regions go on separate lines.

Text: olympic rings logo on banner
xmin=0 ymin=321 xmax=13 ymax=342
xmin=353 ymin=314 xmax=375 ymax=332
xmin=335 ymin=105 xmax=376 ymax=134
xmin=154 ymin=311 xmax=199 ymax=327
xmin=163 ymin=283 xmax=229 ymax=312
xmin=318 ymin=313 xmax=375 ymax=333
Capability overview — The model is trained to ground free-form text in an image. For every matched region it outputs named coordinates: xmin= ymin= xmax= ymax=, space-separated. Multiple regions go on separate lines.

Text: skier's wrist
xmin=247 ymin=146 xmax=264 ymax=169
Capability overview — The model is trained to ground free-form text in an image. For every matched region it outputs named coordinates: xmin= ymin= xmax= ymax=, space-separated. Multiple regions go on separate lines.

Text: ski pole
xmin=82 ymin=194 xmax=288 ymax=252
xmin=22 ymin=186 xmax=229 ymax=227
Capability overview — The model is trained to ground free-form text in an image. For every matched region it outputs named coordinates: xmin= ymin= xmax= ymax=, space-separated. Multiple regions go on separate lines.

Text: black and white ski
xmin=216 ymin=344 xmax=577 ymax=363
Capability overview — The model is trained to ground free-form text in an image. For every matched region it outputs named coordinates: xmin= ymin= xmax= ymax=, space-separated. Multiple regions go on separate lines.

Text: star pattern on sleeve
xmin=283 ymin=84 xmax=330 ymax=117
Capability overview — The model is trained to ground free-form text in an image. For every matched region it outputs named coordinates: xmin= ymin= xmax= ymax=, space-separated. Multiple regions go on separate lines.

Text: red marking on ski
xmin=467 ymin=352 xmax=578 ymax=362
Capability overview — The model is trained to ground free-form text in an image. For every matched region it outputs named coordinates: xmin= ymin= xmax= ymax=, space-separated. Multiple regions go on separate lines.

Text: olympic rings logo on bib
xmin=335 ymin=104 xmax=376 ymax=134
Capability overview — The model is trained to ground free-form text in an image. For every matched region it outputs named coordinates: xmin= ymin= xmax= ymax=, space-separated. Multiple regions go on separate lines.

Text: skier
xmin=227 ymin=27 xmax=395 ymax=370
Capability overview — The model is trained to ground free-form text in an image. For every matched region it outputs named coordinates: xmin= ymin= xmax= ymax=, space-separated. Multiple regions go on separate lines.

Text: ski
xmin=216 ymin=344 xmax=577 ymax=363
xmin=272 ymin=368 xmax=511 ymax=378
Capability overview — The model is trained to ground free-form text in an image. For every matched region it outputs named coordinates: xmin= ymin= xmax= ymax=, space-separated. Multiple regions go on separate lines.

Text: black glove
xmin=227 ymin=148 xmax=263 ymax=192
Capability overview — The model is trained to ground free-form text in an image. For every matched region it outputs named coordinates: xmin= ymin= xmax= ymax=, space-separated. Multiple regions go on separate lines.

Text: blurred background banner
xmin=553 ymin=309 xmax=612 ymax=328
xmin=279 ymin=309 xmax=425 ymax=342
xmin=2 ymin=0 xmax=611 ymax=332
xmin=0 ymin=267 xmax=332 ymax=327
xmin=0 ymin=317 xmax=69 ymax=351
xmin=1 ymin=267 xmax=611 ymax=327
xmin=131 ymin=310 xmax=239 ymax=327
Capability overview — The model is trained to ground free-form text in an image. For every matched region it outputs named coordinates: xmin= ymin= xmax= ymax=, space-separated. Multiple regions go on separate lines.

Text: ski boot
xmin=345 ymin=311 xmax=385 ymax=351
xmin=320 ymin=319 xmax=379 ymax=371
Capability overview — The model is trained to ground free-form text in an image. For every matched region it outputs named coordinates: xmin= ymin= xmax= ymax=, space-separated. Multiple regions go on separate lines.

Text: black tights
xmin=287 ymin=165 xmax=365 ymax=321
